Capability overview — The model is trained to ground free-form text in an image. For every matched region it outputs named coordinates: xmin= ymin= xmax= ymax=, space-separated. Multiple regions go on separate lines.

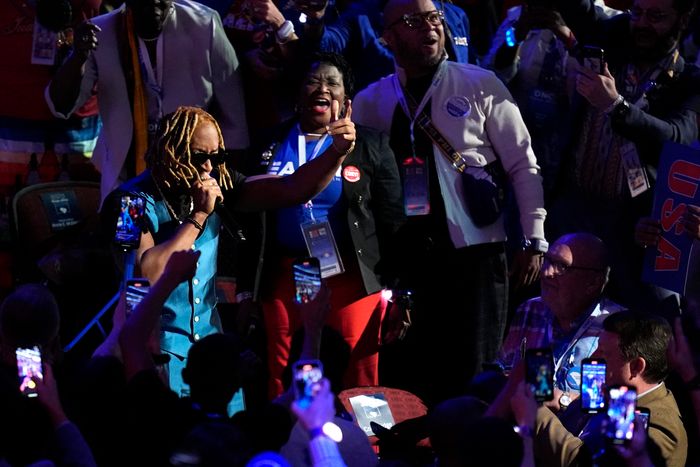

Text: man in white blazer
xmin=46 ymin=0 xmax=249 ymax=203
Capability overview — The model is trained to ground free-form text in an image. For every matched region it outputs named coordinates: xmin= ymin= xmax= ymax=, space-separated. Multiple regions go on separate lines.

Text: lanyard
xmin=137 ymin=36 xmax=164 ymax=120
xmin=549 ymin=303 xmax=600 ymax=372
xmin=296 ymin=125 xmax=330 ymax=166
xmin=296 ymin=125 xmax=329 ymax=220
xmin=392 ymin=60 xmax=447 ymax=159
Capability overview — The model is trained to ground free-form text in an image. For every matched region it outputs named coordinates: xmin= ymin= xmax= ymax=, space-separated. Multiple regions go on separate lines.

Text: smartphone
xmin=581 ymin=45 xmax=605 ymax=74
xmin=635 ymin=407 xmax=651 ymax=433
xmin=114 ymin=195 xmax=146 ymax=250
xmin=16 ymin=346 xmax=43 ymax=398
xmin=581 ymin=358 xmax=607 ymax=413
xmin=525 ymin=348 xmax=554 ymax=402
xmin=293 ymin=359 xmax=323 ymax=409
xmin=292 ymin=257 xmax=321 ymax=304
xmin=606 ymin=385 xmax=637 ymax=444
xmin=125 ymin=278 xmax=150 ymax=317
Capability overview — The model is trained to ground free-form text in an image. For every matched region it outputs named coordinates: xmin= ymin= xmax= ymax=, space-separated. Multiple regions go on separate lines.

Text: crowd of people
xmin=4 ymin=0 xmax=700 ymax=464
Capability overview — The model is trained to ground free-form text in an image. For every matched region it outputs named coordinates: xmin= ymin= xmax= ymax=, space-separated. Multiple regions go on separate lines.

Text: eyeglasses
xmin=190 ymin=150 xmax=227 ymax=166
xmin=628 ymin=6 xmax=674 ymax=24
xmin=386 ymin=10 xmax=444 ymax=30
xmin=542 ymin=254 xmax=606 ymax=276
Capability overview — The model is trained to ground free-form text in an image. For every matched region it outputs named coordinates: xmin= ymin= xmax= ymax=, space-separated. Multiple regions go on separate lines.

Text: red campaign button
xmin=342 ymin=165 xmax=361 ymax=182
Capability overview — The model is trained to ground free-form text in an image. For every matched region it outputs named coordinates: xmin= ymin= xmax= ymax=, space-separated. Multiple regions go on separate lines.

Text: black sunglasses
xmin=190 ymin=150 xmax=227 ymax=166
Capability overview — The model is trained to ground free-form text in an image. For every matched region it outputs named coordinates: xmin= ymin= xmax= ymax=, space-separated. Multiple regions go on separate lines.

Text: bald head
xmin=554 ymin=233 xmax=609 ymax=272
xmin=541 ymin=233 xmax=610 ymax=322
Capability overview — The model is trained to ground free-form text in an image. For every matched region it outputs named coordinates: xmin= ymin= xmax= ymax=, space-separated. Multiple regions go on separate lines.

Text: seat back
xmin=338 ymin=385 xmax=429 ymax=443
xmin=12 ymin=181 xmax=102 ymax=281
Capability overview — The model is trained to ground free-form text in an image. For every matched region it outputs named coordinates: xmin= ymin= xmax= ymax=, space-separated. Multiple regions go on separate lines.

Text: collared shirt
xmin=498 ymin=296 xmax=626 ymax=394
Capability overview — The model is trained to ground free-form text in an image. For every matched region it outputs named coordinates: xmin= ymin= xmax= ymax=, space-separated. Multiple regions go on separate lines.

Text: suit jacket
xmin=238 ymin=121 xmax=405 ymax=296
xmin=535 ymin=382 xmax=688 ymax=467
xmin=46 ymin=0 xmax=249 ymax=202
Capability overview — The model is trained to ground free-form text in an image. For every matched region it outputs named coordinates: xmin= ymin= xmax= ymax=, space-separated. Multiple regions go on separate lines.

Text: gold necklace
xmin=151 ymin=173 xmax=192 ymax=222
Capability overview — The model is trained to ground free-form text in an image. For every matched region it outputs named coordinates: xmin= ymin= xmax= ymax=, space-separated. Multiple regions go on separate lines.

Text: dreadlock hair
xmin=146 ymin=106 xmax=234 ymax=191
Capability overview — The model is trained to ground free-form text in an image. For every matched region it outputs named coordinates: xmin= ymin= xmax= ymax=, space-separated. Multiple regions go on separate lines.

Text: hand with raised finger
xmin=327 ymin=98 xmax=355 ymax=157
xmin=72 ymin=21 xmax=101 ymax=60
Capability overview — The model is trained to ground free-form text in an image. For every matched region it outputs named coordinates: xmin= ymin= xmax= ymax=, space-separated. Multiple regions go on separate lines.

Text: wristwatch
xmin=522 ymin=238 xmax=549 ymax=254
xmin=559 ymin=392 xmax=572 ymax=410
xmin=276 ymin=20 xmax=295 ymax=43
xmin=610 ymin=98 xmax=631 ymax=120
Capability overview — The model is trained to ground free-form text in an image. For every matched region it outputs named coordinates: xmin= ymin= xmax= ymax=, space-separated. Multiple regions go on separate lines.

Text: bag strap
xmin=401 ymin=86 xmax=468 ymax=173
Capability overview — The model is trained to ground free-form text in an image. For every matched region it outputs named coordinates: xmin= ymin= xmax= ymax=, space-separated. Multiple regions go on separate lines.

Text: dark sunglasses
xmin=190 ymin=150 xmax=227 ymax=166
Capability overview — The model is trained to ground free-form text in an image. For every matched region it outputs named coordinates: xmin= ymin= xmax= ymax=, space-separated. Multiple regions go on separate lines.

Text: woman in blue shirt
xmin=241 ymin=52 xmax=405 ymax=397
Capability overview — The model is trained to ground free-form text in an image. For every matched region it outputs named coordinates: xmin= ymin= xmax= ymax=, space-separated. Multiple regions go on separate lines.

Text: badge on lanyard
xmin=402 ymin=156 xmax=430 ymax=216
xmin=31 ymin=19 xmax=57 ymax=65
xmin=620 ymin=142 xmax=650 ymax=197
xmin=300 ymin=203 xmax=345 ymax=278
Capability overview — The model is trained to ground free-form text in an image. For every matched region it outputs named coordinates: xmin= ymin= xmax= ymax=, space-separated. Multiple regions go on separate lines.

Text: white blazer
xmin=46 ymin=0 xmax=249 ymax=202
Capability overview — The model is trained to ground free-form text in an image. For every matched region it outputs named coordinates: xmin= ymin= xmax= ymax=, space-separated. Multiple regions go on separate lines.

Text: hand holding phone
xmin=525 ymin=348 xmax=554 ymax=402
xmin=579 ymin=45 xmax=605 ymax=74
xmin=16 ymin=346 xmax=43 ymax=398
xmin=581 ymin=358 xmax=607 ymax=413
xmin=293 ymin=359 xmax=324 ymax=409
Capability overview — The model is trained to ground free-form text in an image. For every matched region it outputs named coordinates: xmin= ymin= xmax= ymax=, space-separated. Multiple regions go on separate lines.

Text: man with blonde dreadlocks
xmin=109 ymin=104 xmax=356 ymax=398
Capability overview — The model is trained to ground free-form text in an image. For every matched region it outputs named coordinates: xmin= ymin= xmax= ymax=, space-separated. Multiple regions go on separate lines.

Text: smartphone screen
xmin=292 ymin=257 xmax=321 ymax=304
xmin=635 ymin=408 xmax=650 ymax=433
xmin=525 ymin=348 xmax=554 ymax=402
xmin=581 ymin=358 xmax=607 ymax=413
xmin=114 ymin=195 xmax=146 ymax=250
xmin=606 ymin=385 xmax=637 ymax=444
xmin=125 ymin=279 xmax=150 ymax=317
xmin=293 ymin=359 xmax=323 ymax=409
xmin=16 ymin=346 xmax=43 ymax=398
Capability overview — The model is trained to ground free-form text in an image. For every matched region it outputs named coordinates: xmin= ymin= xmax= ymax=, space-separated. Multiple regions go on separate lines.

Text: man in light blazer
xmin=46 ymin=0 xmax=249 ymax=203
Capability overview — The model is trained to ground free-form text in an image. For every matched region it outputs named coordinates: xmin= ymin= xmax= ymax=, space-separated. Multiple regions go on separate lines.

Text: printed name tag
xmin=301 ymin=219 xmax=344 ymax=278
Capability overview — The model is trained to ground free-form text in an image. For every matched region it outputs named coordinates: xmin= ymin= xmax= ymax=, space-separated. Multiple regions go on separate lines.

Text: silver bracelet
xmin=604 ymin=95 xmax=624 ymax=114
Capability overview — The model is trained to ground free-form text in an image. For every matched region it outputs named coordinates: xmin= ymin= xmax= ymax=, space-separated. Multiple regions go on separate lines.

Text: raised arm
xmin=231 ymin=99 xmax=355 ymax=212
xmin=120 ymin=250 xmax=200 ymax=379
xmin=47 ymin=21 xmax=101 ymax=117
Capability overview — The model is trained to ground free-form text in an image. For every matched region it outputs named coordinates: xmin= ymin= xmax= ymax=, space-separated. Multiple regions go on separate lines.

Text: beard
xmin=630 ymin=23 xmax=682 ymax=63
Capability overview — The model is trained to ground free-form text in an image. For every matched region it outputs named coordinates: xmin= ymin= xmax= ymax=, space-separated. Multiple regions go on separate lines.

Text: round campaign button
xmin=445 ymin=95 xmax=471 ymax=118
xmin=343 ymin=165 xmax=361 ymax=182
